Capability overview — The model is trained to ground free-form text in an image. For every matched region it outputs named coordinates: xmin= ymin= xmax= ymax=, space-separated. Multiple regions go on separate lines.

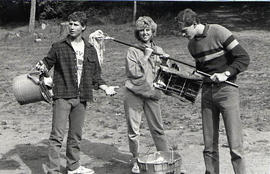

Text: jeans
xmin=124 ymin=88 xmax=169 ymax=158
xmin=47 ymin=98 xmax=86 ymax=174
xmin=201 ymin=83 xmax=246 ymax=174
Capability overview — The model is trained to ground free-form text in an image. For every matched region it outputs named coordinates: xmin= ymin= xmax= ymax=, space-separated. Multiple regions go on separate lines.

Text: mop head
xmin=89 ymin=30 xmax=106 ymax=65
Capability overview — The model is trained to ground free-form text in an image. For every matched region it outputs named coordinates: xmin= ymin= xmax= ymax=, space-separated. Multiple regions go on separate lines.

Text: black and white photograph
xmin=0 ymin=0 xmax=269 ymax=174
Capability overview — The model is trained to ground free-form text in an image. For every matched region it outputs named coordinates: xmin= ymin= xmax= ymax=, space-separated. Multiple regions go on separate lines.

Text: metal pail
xmin=138 ymin=151 xmax=182 ymax=174
xmin=12 ymin=72 xmax=52 ymax=105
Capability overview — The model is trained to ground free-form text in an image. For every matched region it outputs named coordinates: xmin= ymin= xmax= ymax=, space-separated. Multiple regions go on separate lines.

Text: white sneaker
xmin=180 ymin=169 xmax=187 ymax=174
xmin=67 ymin=166 xmax=95 ymax=174
xmin=131 ymin=162 xmax=140 ymax=174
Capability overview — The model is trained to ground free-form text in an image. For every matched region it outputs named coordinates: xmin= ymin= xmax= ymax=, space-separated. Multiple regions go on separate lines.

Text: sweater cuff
xmin=226 ymin=67 xmax=237 ymax=77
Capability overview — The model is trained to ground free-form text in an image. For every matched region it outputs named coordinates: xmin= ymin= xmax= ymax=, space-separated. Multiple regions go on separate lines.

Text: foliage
xmin=106 ymin=7 xmax=133 ymax=25
xmin=239 ymin=4 xmax=269 ymax=23
xmin=0 ymin=1 xmax=269 ymax=30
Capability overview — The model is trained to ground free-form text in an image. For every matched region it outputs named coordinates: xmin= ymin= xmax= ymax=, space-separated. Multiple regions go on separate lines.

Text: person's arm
xmin=92 ymin=55 xmax=106 ymax=89
xmin=125 ymin=47 xmax=161 ymax=100
xmin=126 ymin=47 xmax=153 ymax=84
xmin=211 ymin=26 xmax=250 ymax=82
xmin=43 ymin=44 xmax=58 ymax=70
xmin=223 ymin=35 xmax=250 ymax=77
xmin=35 ymin=44 xmax=57 ymax=74
xmin=91 ymin=48 xmax=118 ymax=95
xmin=126 ymin=48 xmax=145 ymax=83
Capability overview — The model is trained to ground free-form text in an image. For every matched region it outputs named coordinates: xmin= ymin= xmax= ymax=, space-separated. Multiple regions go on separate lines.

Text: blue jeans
xmin=124 ymin=88 xmax=169 ymax=158
xmin=47 ymin=98 xmax=86 ymax=174
xmin=201 ymin=83 xmax=246 ymax=174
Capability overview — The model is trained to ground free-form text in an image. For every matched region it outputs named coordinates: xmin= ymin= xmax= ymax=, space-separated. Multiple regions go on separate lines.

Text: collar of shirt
xmin=194 ymin=24 xmax=209 ymax=40
xmin=137 ymin=40 xmax=156 ymax=49
xmin=61 ymin=35 xmax=92 ymax=49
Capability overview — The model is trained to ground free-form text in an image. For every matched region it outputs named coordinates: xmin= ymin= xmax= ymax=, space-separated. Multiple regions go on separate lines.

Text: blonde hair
xmin=134 ymin=16 xmax=157 ymax=41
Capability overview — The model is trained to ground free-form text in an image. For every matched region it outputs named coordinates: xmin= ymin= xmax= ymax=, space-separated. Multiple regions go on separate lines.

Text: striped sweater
xmin=188 ymin=24 xmax=250 ymax=82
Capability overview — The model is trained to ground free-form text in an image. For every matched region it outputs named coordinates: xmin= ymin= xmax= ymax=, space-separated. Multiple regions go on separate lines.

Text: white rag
xmin=89 ymin=30 xmax=105 ymax=65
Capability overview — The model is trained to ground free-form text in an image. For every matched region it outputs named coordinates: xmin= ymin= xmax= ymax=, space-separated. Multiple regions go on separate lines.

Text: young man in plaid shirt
xmin=175 ymin=9 xmax=250 ymax=174
xmin=36 ymin=11 xmax=117 ymax=174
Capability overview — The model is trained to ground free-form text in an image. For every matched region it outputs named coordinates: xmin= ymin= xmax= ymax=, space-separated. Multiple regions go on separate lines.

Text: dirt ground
xmin=0 ymin=13 xmax=270 ymax=174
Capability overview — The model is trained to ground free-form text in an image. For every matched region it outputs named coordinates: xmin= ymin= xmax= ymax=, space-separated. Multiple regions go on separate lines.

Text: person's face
xmin=68 ymin=20 xmax=85 ymax=38
xmin=177 ymin=22 xmax=197 ymax=40
xmin=138 ymin=27 xmax=153 ymax=43
xmin=182 ymin=24 xmax=198 ymax=40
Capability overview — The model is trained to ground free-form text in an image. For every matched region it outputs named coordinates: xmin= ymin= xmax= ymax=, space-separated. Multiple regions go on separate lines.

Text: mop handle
xmin=110 ymin=38 xmax=238 ymax=88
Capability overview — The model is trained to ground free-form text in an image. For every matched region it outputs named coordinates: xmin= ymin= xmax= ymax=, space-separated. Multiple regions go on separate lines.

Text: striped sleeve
xmin=216 ymin=25 xmax=250 ymax=75
xmin=223 ymin=35 xmax=239 ymax=51
xmin=225 ymin=43 xmax=250 ymax=76
xmin=214 ymin=24 xmax=238 ymax=50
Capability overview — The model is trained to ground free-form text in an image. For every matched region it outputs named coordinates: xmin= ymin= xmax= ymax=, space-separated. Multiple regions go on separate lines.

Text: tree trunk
xmin=133 ymin=1 xmax=137 ymax=24
xmin=29 ymin=0 xmax=36 ymax=33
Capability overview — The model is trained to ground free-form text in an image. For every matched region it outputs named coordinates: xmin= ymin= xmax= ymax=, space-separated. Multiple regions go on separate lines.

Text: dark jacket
xmin=42 ymin=36 xmax=105 ymax=101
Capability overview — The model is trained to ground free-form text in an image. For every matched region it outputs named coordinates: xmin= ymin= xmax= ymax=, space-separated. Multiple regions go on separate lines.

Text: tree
xmin=133 ymin=1 xmax=137 ymax=24
xmin=29 ymin=0 xmax=36 ymax=33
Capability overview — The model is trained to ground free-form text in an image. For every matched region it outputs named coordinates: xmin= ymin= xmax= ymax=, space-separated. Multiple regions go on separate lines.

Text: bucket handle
xmin=27 ymin=71 xmax=52 ymax=104
xmin=27 ymin=71 xmax=42 ymax=85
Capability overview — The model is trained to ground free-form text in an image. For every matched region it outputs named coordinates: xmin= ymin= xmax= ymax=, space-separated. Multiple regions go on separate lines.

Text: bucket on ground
xmin=138 ymin=151 xmax=182 ymax=174
xmin=12 ymin=72 xmax=52 ymax=105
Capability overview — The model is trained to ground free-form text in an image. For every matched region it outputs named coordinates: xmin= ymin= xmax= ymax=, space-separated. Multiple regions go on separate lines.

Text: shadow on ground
xmin=0 ymin=140 xmax=49 ymax=173
xmin=81 ymin=140 xmax=132 ymax=174
xmin=0 ymin=139 xmax=132 ymax=174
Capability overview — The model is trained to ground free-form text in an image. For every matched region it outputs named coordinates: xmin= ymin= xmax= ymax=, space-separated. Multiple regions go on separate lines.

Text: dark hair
xmin=175 ymin=8 xmax=200 ymax=28
xmin=68 ymin=11 xmax=87 ymax=27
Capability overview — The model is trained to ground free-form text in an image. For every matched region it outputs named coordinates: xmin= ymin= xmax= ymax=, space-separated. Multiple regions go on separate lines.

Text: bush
xmin=239 ymin=4 xmax=269 ymax=23
xmin=107 ymin=7 xmax=133 ymax=24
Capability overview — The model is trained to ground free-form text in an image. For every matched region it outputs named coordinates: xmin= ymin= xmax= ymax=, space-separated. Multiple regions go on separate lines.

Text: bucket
xmin=138 ymin=151 xmax=182 ymax=174
xmin=12 ymin=72 xmax=52 ymax=105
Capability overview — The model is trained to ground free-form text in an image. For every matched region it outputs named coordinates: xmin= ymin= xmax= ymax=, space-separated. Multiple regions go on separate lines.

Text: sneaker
xmin=131 ymin=162 xmax=140 ymax=174
xmin=180 ymin=169 xmax=187 ymax=174
xmin=67 ymin=166 xmax=95 ymax=174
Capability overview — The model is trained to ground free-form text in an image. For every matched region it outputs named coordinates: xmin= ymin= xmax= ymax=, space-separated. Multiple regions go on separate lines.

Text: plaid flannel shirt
xmin=42 ymin=36 xmax=106 ymax=101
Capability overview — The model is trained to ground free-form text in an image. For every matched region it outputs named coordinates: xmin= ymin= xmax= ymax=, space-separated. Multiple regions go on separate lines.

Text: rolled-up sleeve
xmin=92 ymin=50 xmax=106 ymax=89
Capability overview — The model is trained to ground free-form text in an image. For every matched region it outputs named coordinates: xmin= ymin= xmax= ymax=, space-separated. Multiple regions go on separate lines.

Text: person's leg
xmin=48 ymin=99 xmax=71 ymax=174
xmin=218 ymin=86 xmax=246 ymax=174
xmin=124 ymin=89 xmax=144 ymax=158
xmin=144 ymin=98 xmax=169 ymax=152
xmin=66 ymin=99 xmax=86 ymax=171
xmin=202 ymin=86 xmax=220 ymax=174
